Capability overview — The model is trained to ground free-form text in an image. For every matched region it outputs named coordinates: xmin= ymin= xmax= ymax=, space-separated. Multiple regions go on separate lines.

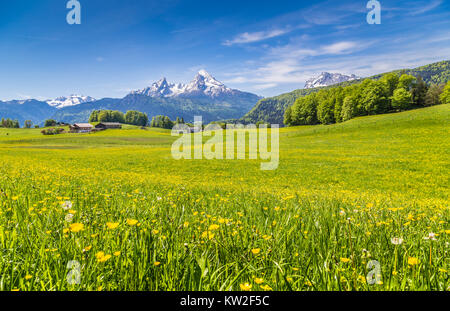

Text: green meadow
xmin=0 ymin=104 xmax=448 ymax=291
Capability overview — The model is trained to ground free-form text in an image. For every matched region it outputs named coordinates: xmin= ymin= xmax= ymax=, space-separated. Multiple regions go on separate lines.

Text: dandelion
xmin=106 ymin=222 xmax=119 ymax=230
xmin=208 ymin=224 xmax=219 ymax=231
xmin=154 ymin=261 xmax=161 ymax=266
xmin=65 ymin=213 xmax=74 ymax=223
xmin=408 ymin=257 xmax=419 ymax=266
xmin=113 ymin=251 xmax=121 ymax=256
xmin=239 ymin=283 xmax=252 ymax=291
xmin=127 ymin=219 xmax=138 ymax=226
xmin=83 ymin=246 xmax=92 ymax=252
xmin=252 ymin=278 xmax=264 ymax=285
xmin=62 ymin=201 xmax=72 ymax=210
xmin=391 ymin=237 xmax=404 ymax=245
xmin=69 ymin=223 xmax=84 ymax=233
xmin=96 ymin=252 xmax=111 ymax=263
xmin=152 ymin=229 xmax=160 ymax=235
xmin=340 ymin=257 xmax=351 ymax=263
xmin=260 ymin=284 xmax=272 ymax=291
xmin=251 ymin=248 xmax=261 ymax=255
xmin=25 ymin=275 xmax=32 ymax=280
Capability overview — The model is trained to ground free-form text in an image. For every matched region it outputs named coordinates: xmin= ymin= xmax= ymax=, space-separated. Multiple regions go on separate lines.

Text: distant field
xmin=0 ymin=105 xmax=448 ymax=291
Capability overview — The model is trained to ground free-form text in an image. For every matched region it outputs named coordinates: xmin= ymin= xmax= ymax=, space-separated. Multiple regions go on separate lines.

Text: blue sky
xmin=0 ymin=0 xmax=449 ymax=100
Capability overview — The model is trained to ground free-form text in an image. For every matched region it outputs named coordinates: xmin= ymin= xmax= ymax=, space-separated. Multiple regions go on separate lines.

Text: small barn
xmin=95 ymin=122 xmax=122 ymax=130
xmin=70 ymin=123 xmax=94 ymax=133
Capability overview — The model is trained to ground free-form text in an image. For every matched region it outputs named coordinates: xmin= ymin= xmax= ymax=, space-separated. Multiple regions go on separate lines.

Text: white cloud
xmin=223 ymin=29 xmax=290 ymax=46
xmin=408 ymin=0 xmax=442 ymax=16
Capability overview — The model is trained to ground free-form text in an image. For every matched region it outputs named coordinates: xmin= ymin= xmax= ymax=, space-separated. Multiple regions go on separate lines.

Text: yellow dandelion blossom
xmin=106 ymin=222 xmax=119 ymax=230
xmin=69 ymin=223 xmax=84 ymax=233
xmin=127 ymin=219 xmax=138 ymax=226
xmin=239 ymin=283 xmax=252 ymax=291
xmin=251 ymin=248 xmax=261 ymax=255
xmin=408 ymin=257 xmax=419 ymax=266
xmin=254 ymin=278 xmax=264 ymax=284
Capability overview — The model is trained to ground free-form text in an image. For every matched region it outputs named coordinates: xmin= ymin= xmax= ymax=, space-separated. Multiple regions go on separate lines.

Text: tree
xmin=391 ymin=88 xmax=413 ymax=110
xmin=341 ymin=96 xmax=356 ymax=121
xmin=411 ymin=75 xmax=428 ymax=106
xmin=380 ymin=73 xmax=399 ymax=97
xmin=316 ymin=90 xmax=336 ymax=124
xmin=291 ymin=94 xmax=318 ymax=125
xmin=425 ymin=84 xmax=444 ymax=106
xmin=398 ymin=74 xmax=416 ymax=91
xmin=124 ymin=110 xmax=148 ymax=126
xmin=24 ymin=120 xmax=33 ymax=128
xmin=283 ymin=106 xmax=292 ymax=126
xmin=440 ymin=81 xmax=450 ymax=104
xmin=44 ymin=119 xmax=57 ymax=127
xmin=360 ymin=80 xmax=389 ymax=114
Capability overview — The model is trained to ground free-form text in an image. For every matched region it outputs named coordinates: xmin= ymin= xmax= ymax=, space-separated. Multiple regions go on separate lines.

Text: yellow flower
xmin=113 ymin=251 xmax=121 ymax=256
xmin=254 ymin=278 xmax=264 ymax=284
xmin=127 ymin=219 xmax=138 ymax=226
xmin=239 ymin=283 xmax=252 ymax=291
xmin=152 ymin=229 xmax=160 ymax=235
xmin=25 ymin=275 xmax=32 ymax=280
xmin=154 ymin=261 xmax=161 ymax=266
xmin=340 ymin=257 xmax=351 ymax=263
xmin=408 ymin=257 xmax=419 ymax=266
xmin=69 ymin=223 xmax=84 ymax=233
xmin=106 ymin=222 xmax=119 ymax=229
xmin=260 ymin=284 xmax=272 ymax=291
xmin=96 ymin=251 xmax=111 ymax=263
xmin=83 ymin=245 xmax=92 ymax=252
xmin=208 ymin=224 xmax=220 ymax=231
xmin=251 ymin=248 xmax=261 ymax=255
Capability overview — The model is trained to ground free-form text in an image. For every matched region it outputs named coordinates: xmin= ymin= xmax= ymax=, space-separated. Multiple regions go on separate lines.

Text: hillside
xmin=241 ymin=60 xmax=450 ymax=124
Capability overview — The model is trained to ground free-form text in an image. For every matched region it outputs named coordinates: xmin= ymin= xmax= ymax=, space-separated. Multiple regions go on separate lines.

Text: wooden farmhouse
xmin=69 ymin=123 xmax=94 ymax=133
xmin=95 ymin=122 xmax=123 ymax=130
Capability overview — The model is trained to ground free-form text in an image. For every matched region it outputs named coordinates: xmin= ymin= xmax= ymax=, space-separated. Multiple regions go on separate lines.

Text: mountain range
xmin=1 ymin=61 xmax=449 ymax=126
xmin=304 ymin=72 xmax=359 ymax=89
xmin=0 ymin=71 xmax=261 ymax=125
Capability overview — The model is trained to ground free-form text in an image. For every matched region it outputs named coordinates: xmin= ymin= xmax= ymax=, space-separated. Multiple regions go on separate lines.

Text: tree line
xmin=89 ymin=110 xmax=149 ymax=126
xmin=284 ymin=73 xmax=450 ymax=126
xmin=150 ymin=116 xmax=185 ymax=129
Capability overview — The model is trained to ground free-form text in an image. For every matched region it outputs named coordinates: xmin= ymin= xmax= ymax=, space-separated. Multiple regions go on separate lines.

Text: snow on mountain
xmin=46 ymin=95 xmax=96 ymax=109
xmin=131 ymin=70 xmax=238 ymax=98
xmin=304 ymin=72 xmax=360 ymax=89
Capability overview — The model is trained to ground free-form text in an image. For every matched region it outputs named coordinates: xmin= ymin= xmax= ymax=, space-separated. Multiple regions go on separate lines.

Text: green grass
xmin=0 ymin=105 xmax=448 ymax=291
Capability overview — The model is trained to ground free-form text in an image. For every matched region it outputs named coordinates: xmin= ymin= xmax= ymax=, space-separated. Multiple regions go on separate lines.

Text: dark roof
xmin=97 ymin=122 xmax=122 ymax=125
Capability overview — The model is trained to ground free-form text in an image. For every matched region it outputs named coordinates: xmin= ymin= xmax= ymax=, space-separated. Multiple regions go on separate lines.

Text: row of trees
xmin=0 ymin=118 xmax=20 ymax=128
xmin=284 ymin=73 xmax=450 ymax=126
xmin=89 ymin=110 xmax=149 ymax=126
xmin=150 ymin=116 xmax=186 ymax=129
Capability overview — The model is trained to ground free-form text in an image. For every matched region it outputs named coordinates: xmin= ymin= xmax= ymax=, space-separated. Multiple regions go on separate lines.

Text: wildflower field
xmin=0 ymin=104 xmax=448 ymax=291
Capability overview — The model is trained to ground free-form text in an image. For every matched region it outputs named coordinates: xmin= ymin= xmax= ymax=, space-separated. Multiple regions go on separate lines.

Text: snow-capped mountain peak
xmin=304 ymin=72 xmax=360 ymax=89
xmin=46 ymin=94 xmax=96 ymax=109
xmin=131 ymin=70 xmax=235 ymax=98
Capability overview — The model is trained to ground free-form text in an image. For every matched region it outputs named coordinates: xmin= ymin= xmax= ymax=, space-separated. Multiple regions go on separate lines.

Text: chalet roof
xmin=72 ymin=123 xmax=93 ymax=128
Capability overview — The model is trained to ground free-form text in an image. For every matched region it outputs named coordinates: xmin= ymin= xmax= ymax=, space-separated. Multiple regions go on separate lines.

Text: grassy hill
xmin=242 ymin=60 xmax=450 ymax=124
xmin=0 ymin=104 xmax=448 ymax=290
